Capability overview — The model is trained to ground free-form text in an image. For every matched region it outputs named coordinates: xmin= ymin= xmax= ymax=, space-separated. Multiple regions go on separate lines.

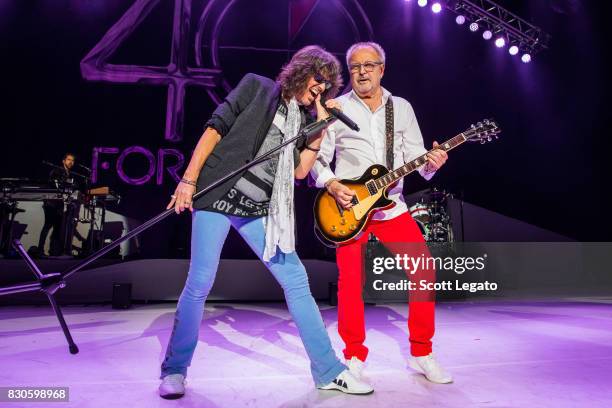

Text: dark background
xmin=1 ymin=0 xmax=610 ymax=259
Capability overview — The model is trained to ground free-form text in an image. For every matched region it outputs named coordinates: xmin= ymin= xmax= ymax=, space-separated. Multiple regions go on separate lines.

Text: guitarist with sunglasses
xmin=310 ymin=42 xmax=452 ymax=384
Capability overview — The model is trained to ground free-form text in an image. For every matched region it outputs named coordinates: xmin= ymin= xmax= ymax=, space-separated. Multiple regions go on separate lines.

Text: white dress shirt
xmin=311 ymin=87 xmax=433 ymax=221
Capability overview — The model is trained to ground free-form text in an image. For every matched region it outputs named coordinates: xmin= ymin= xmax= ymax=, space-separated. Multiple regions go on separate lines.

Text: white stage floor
xmin=1 ymin=299 xmax=611 ymax=407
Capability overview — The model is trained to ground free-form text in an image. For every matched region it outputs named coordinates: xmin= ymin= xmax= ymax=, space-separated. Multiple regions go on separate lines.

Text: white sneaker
xmin=159 ymin=373 xmax=186 ymax=399
xmin=318 ymin=369 xmax=374 ymax=395
xmin=408 ymin=353 xmax=453 ymax=384
xmin=346 ymin=356 xmax=365 ymax=380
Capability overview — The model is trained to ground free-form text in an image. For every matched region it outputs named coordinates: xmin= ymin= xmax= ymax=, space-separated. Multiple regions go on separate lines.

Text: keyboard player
xmin=37 ymin=153 xmax=77 ymax=256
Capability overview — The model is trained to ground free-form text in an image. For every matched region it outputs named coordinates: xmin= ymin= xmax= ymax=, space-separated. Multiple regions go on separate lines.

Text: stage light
xmin=431 ymin=2 xmax=442 ymax=13
xmin=417 ymin=0 xmax=428 ymax=7
xmin=521 ymin=53 xmax=532 ymax=63
xmin=495 ymin=37 xmax=506 ymax=48
xmin=509 ymin=45 xmax=519 ymax=55
xmin=444 ymin=1 xmax=550 ymax=60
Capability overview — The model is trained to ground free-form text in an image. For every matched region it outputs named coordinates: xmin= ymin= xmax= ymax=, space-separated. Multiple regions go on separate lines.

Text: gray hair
xmin=345 ymin=42 xmax=386 ymax=67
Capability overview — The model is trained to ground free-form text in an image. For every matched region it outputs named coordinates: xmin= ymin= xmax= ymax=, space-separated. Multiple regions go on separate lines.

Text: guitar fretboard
xmin=372 ymin=133 xmax=467 ymax=190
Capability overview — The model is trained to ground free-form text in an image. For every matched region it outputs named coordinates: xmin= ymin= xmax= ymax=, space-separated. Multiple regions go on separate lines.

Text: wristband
xmin=180 ymin=178 xmax=197 ymax=187
xmin=305 ymin=145 xmax=320 ymax=152
xmin=324 ymin=178 xmax=338 ymax=191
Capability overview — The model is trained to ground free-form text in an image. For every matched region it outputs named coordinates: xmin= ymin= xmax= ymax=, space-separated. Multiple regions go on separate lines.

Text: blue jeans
xmin=161 ymin=210 xmax=345 ymax=386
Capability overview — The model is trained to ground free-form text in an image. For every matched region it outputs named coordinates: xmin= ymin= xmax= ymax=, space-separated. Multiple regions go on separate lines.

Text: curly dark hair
xmin=276 ymin=45 xmax=343 ymax=102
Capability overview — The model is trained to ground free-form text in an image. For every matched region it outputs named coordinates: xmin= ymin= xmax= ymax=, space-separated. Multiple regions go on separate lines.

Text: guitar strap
xmin=384 ymin=97 xmax=394 ymax=169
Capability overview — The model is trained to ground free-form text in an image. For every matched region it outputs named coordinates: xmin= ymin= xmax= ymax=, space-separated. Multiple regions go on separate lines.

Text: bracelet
xmin=324 ymin=178 xmax=337 ymax=187
xmin=324 ymin=178 xmax=338 ymax=192
xmin=305 ymin=144 xmax=320 ymax=152
xmin=180 ymin=178 xmax=197 ymax=187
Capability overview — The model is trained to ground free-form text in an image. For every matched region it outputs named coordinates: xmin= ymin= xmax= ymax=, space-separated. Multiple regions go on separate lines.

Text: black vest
xmin=194 ymin=73 xmax=309 ymax=210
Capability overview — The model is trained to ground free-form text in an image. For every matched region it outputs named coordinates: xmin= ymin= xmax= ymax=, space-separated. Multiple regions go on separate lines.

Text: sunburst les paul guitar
xmin=313 ymin=119 xmax=501 ymax=245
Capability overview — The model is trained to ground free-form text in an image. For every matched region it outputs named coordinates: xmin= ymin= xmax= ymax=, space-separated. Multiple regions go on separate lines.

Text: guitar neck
xmin=373 ymin=133 xmax=468 ymax=190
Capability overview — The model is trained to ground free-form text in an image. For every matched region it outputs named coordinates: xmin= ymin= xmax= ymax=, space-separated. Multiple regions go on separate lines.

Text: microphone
xmin=318 ymin=81 xmax=360 ymax=132
xmin=78 ymin=163 xmax=92 ymax=173
xmin=326 ymin=106 xmax=359 ymax=131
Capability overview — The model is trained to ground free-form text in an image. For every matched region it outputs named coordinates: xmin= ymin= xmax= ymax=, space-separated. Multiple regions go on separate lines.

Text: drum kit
xmin=408 ymin=188 xmax=454 ymax=242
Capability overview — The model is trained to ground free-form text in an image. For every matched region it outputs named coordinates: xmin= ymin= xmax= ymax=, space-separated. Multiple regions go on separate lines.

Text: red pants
xmin=336 ymin=212 xmax=435 ymax=360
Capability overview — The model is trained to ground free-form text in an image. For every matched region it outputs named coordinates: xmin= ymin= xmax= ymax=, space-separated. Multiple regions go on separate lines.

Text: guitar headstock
xmin=464 ymin=119 xmax=501 ymax=144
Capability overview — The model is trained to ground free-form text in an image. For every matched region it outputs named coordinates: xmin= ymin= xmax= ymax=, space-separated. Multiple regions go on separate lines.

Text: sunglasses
xmin=309 ymin=74 xmax=332 ymax=97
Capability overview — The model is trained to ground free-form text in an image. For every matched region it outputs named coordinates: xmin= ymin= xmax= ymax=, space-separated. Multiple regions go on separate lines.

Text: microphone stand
xmin=0 ymin=116 xmax=337 ymax=354
xmin=76 ymin=166 xmax=99 ymax=257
